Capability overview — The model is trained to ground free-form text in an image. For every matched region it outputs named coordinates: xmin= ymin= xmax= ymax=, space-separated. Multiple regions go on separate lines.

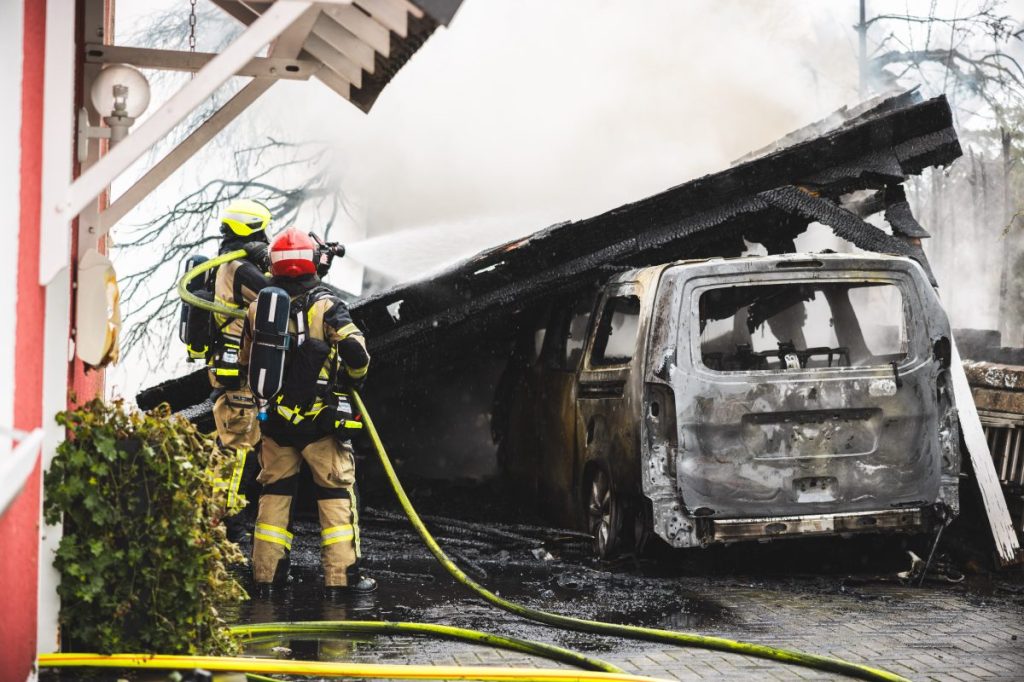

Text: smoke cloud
xmin=261 ymin=1 xmax=862 ymax=279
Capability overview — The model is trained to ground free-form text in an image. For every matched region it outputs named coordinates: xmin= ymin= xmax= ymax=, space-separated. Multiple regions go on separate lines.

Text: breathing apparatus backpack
xmin=179 ymin=254 xmax=216 ymax=362
xmin=249 ymin=286 xmax=291 ymax=402
xmin=249 ymin=285 xmax=353 ymax=434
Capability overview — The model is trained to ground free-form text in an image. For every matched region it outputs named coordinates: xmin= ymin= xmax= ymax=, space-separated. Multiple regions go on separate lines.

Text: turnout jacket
xmin=239 ymin=274 xmax=370 ymax=440
xmin=210 ymin=237 xmax=272 ymax=388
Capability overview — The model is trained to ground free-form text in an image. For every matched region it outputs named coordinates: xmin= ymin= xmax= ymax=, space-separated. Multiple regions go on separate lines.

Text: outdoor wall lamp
xmin=77 ymin=64 xmax=151 ymax=162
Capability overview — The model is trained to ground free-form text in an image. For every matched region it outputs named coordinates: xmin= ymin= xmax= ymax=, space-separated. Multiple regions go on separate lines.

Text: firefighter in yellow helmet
xmin=239 ymin=227 xmax=374 ymax=597
xmin=210 ymin=199 xmax=275 ymax=542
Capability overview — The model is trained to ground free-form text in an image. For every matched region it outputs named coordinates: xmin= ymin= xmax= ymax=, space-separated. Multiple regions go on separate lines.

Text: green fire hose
xmin=351 ymin=391 xmax=909 ymax=682
xmin=231 ymin=621 xmax=620 ymax=672
xmin=176 ymin=249 xmax=249 ymax=320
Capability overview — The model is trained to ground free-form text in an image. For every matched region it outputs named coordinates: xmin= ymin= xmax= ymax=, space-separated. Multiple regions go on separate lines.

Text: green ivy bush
xmin=44 ymin=399 xmax=246 ymax=655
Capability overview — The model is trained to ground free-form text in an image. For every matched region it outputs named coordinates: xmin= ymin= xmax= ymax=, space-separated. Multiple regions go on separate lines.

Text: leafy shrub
xmin=43 ymin=399 xmax=245 ymax=655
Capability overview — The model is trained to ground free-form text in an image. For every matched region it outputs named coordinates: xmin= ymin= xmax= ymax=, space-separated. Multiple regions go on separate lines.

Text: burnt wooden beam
xmin=140 ymin=93 xmax=964 ymax=413
xmin=353 ymin=95 xmax=961 ymax=373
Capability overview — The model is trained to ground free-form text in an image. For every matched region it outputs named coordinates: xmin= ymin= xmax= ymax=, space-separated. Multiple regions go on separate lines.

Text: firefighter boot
xmin=324 ymin=575 xmax=377 ymax=600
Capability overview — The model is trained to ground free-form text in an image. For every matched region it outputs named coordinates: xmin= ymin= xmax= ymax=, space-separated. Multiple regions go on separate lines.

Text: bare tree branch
xmin=114 ymin=138 xmax=351 ymax=359
xmin=865 ymin=0 xmax=1024 ymax=127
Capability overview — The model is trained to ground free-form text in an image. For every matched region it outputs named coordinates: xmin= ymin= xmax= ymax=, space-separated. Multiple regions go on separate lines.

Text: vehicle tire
xmin=631 ymin=496 xmax=654 ymax=556
xmin=585 ymin=465 xmax=622 ymax=559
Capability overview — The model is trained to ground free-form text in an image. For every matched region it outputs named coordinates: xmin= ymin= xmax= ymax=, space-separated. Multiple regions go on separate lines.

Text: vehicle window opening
xmin=698 ymin=281 xmax=907 ymax=372
xmin=559 ymin=297 xmax=594 ymax=371
xmin=591 ymin=295 xmax=641 ymax=367
xmin=512 ymin=314 xmax=547 ymax=367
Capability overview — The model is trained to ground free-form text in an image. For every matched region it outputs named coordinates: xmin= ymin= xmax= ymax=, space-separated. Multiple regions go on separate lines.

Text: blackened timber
xmin=137 ymin=367 xmax=210 ymax=412
xmin=352 ymin=95 xmax=961 ymax=372
xmin=137 ymin=93 xmax=963 ymax=415
xmin=759 ymin=186 xmax=917 ymax=258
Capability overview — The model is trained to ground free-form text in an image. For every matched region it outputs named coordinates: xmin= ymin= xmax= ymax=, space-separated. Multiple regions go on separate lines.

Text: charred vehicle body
xmin=495 ymin=253 xmax=960 ymax=557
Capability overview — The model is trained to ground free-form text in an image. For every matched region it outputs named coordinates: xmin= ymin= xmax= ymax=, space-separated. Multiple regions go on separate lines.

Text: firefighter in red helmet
xmin=239 ymin=227 xmax=375 ymax=596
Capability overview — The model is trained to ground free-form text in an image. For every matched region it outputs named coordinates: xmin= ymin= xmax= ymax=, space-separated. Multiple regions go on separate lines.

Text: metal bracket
xmin=84 ymin=43 xmax=321 ymax=81
xmin=76 ymin=107 xmax=110 ymax=163
xmin=97 ymin=4 xmax=323 ymax=233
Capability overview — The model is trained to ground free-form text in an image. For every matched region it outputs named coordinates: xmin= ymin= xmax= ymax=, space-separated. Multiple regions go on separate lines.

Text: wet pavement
xmin=41 ymin=477 xmax=1024 ymax=681
xmin=218 ymin=485 xmax=1024 ymax=682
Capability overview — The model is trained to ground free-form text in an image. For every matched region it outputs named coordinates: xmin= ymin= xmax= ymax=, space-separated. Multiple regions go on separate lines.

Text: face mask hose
xmin=177 ymin=249 xmax=249 ymax=320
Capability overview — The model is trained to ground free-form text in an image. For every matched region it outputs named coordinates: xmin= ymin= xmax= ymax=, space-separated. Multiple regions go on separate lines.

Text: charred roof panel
xmin=138 ymin=94 xmax=963 ymax=413
xmin=351 ymin=95 xmax=961 ymax=373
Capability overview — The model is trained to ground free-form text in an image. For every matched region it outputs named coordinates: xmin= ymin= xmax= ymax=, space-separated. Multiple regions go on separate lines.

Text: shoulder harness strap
xmin=292 ymin=285 xmax=335 ymax=347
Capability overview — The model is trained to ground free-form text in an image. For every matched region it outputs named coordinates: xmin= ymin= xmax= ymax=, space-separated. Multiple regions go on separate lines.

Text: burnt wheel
xmin=586 ymin=466 xmax=622 ymax=559
xmin=632 ymin=496 xmax=653 ymax=556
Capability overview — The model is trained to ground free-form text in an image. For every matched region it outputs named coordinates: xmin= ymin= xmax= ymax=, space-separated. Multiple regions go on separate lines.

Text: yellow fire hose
xmin=37 ymin=259 xmax=908 ymax=681
xmin=350 ymin=391 xmax=910 ymax=682
xmin=36 ymin=653 xmax=666 ymax=682
xmin=230 ymin=621 xmax=622 ymax=672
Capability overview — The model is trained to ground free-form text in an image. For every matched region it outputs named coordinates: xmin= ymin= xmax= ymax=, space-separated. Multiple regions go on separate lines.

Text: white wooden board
xmin=952 ymin=340 xmax=1022 ymax=566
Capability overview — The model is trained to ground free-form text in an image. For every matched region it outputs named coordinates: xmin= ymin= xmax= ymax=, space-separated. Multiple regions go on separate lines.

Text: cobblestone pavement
xmin=579 ymin=582 xmax=1024 ymax=681
xmin=345 ymin=583 xmax=1024 ymax=681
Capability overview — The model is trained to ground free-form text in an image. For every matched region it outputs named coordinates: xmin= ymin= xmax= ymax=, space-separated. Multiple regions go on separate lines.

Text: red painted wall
xmin=0 ymin=0 xmax=49 ymax=677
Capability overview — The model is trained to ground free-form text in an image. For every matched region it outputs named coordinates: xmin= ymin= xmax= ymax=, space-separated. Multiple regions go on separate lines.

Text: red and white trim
xmin=0 ymin=428 xmax=45 ymax=518
xmin=271 ymin=248 xmax=316 ymax=263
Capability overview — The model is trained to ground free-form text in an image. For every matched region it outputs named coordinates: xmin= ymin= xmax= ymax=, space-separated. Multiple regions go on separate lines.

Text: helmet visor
xmin=222 ymin=212 xmax=268 ymax=236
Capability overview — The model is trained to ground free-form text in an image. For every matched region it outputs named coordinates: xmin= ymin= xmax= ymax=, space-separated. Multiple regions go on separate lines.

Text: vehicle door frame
xmin=528 ymin=290 xmax=600 ymax=524
xmin=575 ymin=280 xmax=648 ymax=525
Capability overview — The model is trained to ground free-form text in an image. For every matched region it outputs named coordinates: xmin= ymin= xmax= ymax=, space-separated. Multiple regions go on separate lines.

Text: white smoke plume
xmin=259 ymin=0 xmax=862 ymax=277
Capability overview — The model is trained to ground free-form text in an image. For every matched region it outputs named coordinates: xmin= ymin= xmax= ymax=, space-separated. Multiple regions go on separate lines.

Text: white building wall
xmin=37 ymin=0 xmax=78 ymax=656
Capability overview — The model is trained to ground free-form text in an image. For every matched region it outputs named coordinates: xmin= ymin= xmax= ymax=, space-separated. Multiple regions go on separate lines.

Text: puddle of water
xmin=225 ymin=516 xmax=733 ymax=671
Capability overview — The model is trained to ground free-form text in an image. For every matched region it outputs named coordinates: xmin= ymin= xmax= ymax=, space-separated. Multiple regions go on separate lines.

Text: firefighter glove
xmin=243 ymin=241 xmax=272 ymax=271
xmin=315 ymin=250 xmax=334 ymax=278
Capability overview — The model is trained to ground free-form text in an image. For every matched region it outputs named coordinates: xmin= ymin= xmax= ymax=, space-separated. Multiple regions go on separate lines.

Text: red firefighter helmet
xmin=269 ymin=227 xmax=317 ymax=277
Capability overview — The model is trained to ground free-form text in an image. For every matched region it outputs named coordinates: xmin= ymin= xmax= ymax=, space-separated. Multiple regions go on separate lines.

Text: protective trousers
xmin=253 ymin=434 xmax=360 ymax=587
xmin=212 ymin=388 xmax=261 ymax=520
xmin=212 ymin=388 xmax=261 ymax=450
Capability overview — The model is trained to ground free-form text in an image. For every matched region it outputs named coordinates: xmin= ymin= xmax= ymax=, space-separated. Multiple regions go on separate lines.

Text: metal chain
xmin=188 ymin=0 xmax=197 ymax=52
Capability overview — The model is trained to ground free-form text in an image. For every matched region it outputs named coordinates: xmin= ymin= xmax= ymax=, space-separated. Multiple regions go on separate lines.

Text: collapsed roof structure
xmin=353 ymin=91 xmax=957 ymax=374
xmin=140 ymin=91 xmax=961 ymax=411
xmin=140 ymin=89 xmax=1024 ymax=565
xmin=141 ymin=91 xmax=960 ymax=413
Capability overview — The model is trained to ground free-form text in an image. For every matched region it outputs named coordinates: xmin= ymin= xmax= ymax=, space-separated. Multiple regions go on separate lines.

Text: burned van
xmin=493 ymin=253 xmax=961 ymax=557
